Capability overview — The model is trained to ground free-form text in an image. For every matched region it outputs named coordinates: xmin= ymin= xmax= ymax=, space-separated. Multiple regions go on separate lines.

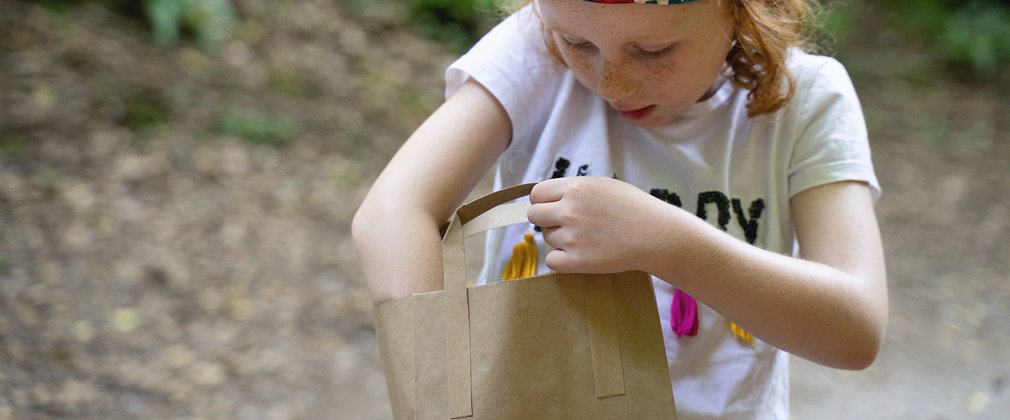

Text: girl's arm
xmin=352 ymin=79 xmax=511 ymax=304
xmin=527 ymin=177 xmax=887 ymax=370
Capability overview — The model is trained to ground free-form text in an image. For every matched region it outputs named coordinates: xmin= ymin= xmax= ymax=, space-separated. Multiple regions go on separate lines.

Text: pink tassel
xmin=670 ymin=289 xmax=698 ymax=337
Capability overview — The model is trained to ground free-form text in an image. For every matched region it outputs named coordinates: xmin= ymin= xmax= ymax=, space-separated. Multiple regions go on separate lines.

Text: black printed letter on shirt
xmin=650 ymin=189 xmax=683 ymax=208
xmin=732 ymin=198 xmax=765 ymax=245
xmin=697 ymin=191 xmax=731 ymax=231
xmin=551 ymin=157 xmax=571 ymax=179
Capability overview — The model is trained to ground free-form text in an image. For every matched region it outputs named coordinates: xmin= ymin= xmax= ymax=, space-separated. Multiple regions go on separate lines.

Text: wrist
xmin=636 ymin=198 xmax=686 ymax=276
xmin=641 ymin=202 xmax=719 ymax=286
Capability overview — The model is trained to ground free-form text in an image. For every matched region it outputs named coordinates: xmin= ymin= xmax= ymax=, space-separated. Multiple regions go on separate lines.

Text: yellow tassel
xmin=729 ymin=321 xmax=755 ymax=347
xmin=501 ymin=232 xmax=537 ymax=281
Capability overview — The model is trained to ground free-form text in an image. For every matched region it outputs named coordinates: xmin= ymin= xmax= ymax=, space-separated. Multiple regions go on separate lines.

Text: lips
xmin=617 ymin=105 xmax=656 ymax=120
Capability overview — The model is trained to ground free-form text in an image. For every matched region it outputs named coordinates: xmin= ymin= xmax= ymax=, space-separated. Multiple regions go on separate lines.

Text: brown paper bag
xmin=373 ymin=183 xmax=677 ymax=419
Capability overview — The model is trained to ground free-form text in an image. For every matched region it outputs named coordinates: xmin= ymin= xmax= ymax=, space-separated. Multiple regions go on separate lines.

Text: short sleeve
xmin=444 ymin=6 xmax=565 ymax=147
xmin=787 ymin=57 xmax=881 ymax=202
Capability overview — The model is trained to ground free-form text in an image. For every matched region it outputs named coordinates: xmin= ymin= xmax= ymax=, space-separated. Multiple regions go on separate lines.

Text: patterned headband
xmin=584 ymin=0 xmax=698 ymax=4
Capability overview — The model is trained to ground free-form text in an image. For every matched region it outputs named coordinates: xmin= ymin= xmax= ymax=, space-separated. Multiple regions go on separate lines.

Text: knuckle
xmin=529 ymin=183 xmax=545 ymax=203
xmin=554 ymin=230 xmax=575 ymax=249
xmin=557 ymin=208 xmax=573 ymax=224
xmin=567 ymin=179 xmax=585 ymax=195
xmin=556 ymin=203 xmax=579 ymax=223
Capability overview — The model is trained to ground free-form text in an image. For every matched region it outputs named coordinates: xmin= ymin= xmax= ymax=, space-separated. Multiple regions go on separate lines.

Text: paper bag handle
xmin=440 ymin=183 xmax=535 ymax=419
xmin=441 ymin=182 xmax=535 ymax=292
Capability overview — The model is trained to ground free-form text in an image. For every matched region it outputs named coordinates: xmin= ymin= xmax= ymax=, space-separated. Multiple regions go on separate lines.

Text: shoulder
xmin=445 ymin=5 xmax=573 ymax=148
xmin=445 ymin=5 xmax=564 ymax=98
xmin=787 ymin=49 xmax=851 ymax=84
xmin=786 ymin=49 xmax=860 ymax=107
xmin=780 ymin=49 xmax=863 ymax=126
xmin=781 ymin=50 xmax=879 ymax=200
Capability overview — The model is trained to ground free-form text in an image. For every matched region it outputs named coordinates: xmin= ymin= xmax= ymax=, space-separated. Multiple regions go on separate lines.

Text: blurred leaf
xmin=884 ymin=0 xmax=1010 ymax=76
xmin=27 ymin=0 xmax=237 ymax=50
xmin=0 ymin=132 xmax=26 ymax=159
xmin=29 ymin=0 xmax=80 ymax=13
xmin=145 ymin=0 xmax=184 ymax=45
xmin=268 ymin=72 xmax=321 ymax=99
xmin=216 ymin=111 xmax=297 ymax=147
xmin=181 ymin=0 xmax=237 ymax=51
xmin=144 ymin=0 xmax=236 ymax=51
xmin=406 ymin=0 xmax=499 ymax=52
xmin=895 ymin=0 xmax=948 ymax=34
xmin=123 ymin=94 xmax=172 ymax=137
xmin=817 ymin=2 xmax=852 ymax=52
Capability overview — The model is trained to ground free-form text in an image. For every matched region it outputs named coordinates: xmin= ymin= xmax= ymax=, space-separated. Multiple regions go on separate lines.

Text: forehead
xmin=537 ymin=0 xmax=723 ymax=40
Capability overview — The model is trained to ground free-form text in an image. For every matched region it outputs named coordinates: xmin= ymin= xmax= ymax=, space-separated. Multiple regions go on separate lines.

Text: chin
xmin=633 ymin=113 xmax=678 ymax=127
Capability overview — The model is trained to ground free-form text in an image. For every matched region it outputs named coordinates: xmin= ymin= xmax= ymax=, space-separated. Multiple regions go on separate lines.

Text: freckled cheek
xmin=651 ymin=67 xmax=679 ymax=95
xmin=563 ymin=54 xmax=600 ymax=92
xmin=650 ymin=63 xmax=707 ymax=103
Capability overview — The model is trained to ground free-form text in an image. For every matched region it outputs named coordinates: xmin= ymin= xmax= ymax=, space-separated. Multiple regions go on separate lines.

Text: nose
xmin=596 ymin=58 xmax=637 ymax=102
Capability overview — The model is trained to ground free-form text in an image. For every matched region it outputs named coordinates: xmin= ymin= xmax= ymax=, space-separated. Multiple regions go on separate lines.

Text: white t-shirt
xmin=445 ymin=6 xmax=880 ymax=420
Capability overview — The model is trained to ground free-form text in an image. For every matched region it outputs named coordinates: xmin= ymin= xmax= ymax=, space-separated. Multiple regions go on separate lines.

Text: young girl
xmin=353 ymin=0 xmax=888 ymax=418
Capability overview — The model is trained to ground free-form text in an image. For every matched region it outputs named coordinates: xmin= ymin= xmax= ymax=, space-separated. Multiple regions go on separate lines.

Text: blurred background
xmin=0 ymin=0 xmax=1007 ymax=418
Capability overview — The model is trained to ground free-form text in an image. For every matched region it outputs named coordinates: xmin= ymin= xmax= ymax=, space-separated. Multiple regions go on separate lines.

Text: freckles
xmin=649 ymin=64 xmax=679 ymax=93
xmin=565 ymin=55 xmax=597 ymax=88
xmin=599 ymin=70 xmax=619 ymax=90
xmin=655 ymin=63 xmax=678 ymax=79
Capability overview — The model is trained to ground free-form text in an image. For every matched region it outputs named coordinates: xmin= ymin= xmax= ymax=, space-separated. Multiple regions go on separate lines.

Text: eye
xmin=635 ymin=43 xmax=675 ymax=59
xmin=560 ymin=34 xmax=596 ymax=52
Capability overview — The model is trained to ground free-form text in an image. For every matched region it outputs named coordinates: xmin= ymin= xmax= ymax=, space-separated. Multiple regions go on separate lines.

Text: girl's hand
xmin=527 ymin=177 xmax=678 ymax=274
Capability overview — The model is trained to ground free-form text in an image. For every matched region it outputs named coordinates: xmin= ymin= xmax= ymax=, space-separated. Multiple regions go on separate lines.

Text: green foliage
xmin=0 ymin=132 xmax=26 ymax=160
xmin=268 ymin=72 xmax=322 ymax=99
xmin=216 ymin=111 xmax=298 ymax=147
xmin=144 ymin=0 xmax=237 ymax=51
xmin=406 ymin=0 xmax=500 ymax=52
xmin=887 ymin=0 xmax=1010 ymax=76
xmin=29 ymin=0 xmax=81 ymax=13
xmin=818 ymin=3 xmax=851 ymax=49
xmin=28 ymin=0 xmax=237 ymax=51
xmin=123 ymin=94 xmax=172 ymax=137
xmin=345 ymin=0 xmax=499 ymax=51
xmin=939 ymin=7 xmax=1010 ymax=75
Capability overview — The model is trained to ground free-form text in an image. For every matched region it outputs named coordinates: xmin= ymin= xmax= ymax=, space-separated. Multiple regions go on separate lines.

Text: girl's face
xmin=538 ymin=0 xmax=735 ymax=127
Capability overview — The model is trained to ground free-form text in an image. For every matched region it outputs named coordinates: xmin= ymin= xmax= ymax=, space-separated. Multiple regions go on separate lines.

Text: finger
xmin=538 ymin=226 xmax=565 ymax=250
xmin=529 ymin=178 xmax=569 ymax=204
xmin=526 ymin=201 xmax=567 ymax=229
xmin=544 ymin=249 xmax=581 ymax=273
xmin=544 ymin=248 xmax=565 ymax=272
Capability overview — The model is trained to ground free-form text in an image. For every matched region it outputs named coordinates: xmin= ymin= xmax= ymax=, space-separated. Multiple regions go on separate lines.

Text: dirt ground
xmin=0 ymin=1 xmax=1007 ymax=419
